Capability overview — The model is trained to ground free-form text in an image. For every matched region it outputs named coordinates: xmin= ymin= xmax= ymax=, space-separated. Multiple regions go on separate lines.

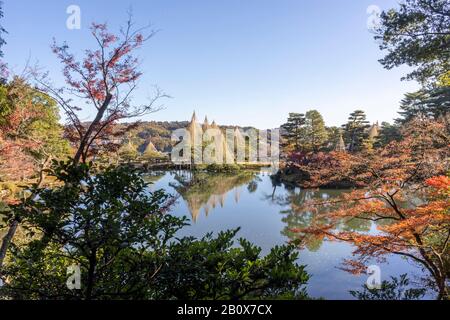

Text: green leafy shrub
xmin=0 ymin=161 xmax=309 ymax=300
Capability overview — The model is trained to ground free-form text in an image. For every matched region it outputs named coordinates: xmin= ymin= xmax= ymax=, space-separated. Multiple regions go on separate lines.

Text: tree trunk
xmin=436 ymin=277 xmax=449 ymax=300
xmin=0 ymin=156 xmax=51 ymax=270
xmin=85 ymin=250 xmax=97 ymax=300
xmin=73 ymin=94 xmax=112 ymax=164
xmin=0 ymin=220 xmax=18 ymax=268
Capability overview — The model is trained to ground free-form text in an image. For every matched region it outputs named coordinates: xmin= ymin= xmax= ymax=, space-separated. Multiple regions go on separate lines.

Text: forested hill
xmin=122 ymin=121 xmax=189 ymax=153
xmin=117 ymin=121 xmax=257 ymax=155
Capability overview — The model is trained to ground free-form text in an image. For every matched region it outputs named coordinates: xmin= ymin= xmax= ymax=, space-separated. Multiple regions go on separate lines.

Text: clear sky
xmin=2 ymin=0 xmax=420 ymax=128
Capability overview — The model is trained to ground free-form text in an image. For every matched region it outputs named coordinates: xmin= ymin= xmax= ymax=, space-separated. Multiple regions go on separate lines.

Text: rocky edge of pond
xmin=271 ymin=166 xmax=356 ymax=189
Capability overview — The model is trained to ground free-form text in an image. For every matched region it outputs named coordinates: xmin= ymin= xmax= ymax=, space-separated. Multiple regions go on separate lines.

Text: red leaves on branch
xmin=35 ymin=17 xmax=166 ymax=163
xmin=0 ymin=78 xmax=46 ymax=182
xmin=291 ymin=118 xmax=449 ymax=298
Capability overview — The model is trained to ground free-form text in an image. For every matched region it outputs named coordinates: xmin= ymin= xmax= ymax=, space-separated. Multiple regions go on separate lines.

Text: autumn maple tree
xmin=293 ymin=118 xmax=449 ymax=299
xmin=0 ymin=74 xmax=73 ymax=264
xmin=34 ymin=17 xmax=166 ymax=164
xmin=1 ymin=16 xmax=166 ymax=269
xmin=1 ymin=77 xmax=69 ymax=182
xmin=0 ymin=82 xmax=39 ymax=182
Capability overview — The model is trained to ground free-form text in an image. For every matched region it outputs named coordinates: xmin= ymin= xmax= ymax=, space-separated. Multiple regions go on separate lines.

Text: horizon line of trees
xmin=281 ymin=89 xmax=448 ymax=154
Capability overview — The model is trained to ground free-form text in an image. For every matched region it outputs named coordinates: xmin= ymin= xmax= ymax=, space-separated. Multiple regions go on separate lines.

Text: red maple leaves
xmin=0 ymin=78 xmax=46 ymax=182
xmin=35 ymin=17 xmax=166 ymax=164
xmin=291 ymin=118 xmax=450 ymax=298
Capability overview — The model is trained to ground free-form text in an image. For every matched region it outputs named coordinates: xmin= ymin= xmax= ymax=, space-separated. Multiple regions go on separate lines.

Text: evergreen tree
xmin=336 ymin=132 xmax=346 ymax=152
xmin=281 ymin=113 xmax=305 ymax=151
xmin=119 ymin=139 xmax=139 ymax=162
xmin=397 ymin=91 xmax=429 ymax=124
xmin=396 ymin=88 xmax=450 ymax=124
xmin=0 ymin=84 xmax=10 ymax=124
xmin=375 ymin=0 xmax=450 ymax=85
xmin=342 ymin=110 xmax=370 ymax=152
xmin=324 ymin=126 xmax=342 ymax=151
xmin=302 ymin=110 xmax=328 ymax=152
xmin=0 ymin=1 xmax=7 ymax=84
xmin=0 ymin=162 xmax=311 ymax=300
xmin=142 ymin=140 xmax=163 ymax=161
xmin=374 ymin=122 xmax=402 ymax=148
xmin=0 ymin=1 xmax=6 ymax=57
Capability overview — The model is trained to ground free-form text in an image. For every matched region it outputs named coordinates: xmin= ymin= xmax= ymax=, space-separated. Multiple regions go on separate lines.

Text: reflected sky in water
xmin=147 ymin=170 xmax=430 ymax=299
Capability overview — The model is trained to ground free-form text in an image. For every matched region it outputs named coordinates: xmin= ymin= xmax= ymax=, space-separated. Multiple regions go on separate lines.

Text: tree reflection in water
xmin=266 ymin=178 xmax=371 ymax=252
xmin=170 ymin=171 xmax=257 ymax=222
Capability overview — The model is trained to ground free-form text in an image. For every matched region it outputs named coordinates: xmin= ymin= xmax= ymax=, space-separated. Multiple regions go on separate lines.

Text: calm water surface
xmin=147 ymin=170 xmax=430 ymax=300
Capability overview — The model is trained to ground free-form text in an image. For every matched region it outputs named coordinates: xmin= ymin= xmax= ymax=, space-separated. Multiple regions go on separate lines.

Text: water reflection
xmin=145 ymin=170 xmax=427 ymax=299
xmin=147 ymin=170 xmax=377 ymax=237
xmin=266 ymin=185 xmax=371 ymax=252
xmin=169 ymin=170 xmax=256 ymax=222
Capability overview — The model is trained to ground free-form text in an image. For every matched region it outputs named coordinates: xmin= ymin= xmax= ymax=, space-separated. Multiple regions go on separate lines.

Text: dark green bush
xmin=0 ymin=161 xmax=309 ymax=300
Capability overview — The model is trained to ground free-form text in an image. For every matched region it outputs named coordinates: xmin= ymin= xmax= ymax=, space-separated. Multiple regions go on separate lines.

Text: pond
xmin=146 ymin=169 xmax=431 ymax=300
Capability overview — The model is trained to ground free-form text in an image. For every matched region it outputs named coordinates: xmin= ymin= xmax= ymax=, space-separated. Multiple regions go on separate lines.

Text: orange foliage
xmin=0 ymin=78 xmax=44 ymax=182
xmin=426 ymin=176 xmax=450 ymax=191
xmin=293 ymin=118 xmax=449 ymax=299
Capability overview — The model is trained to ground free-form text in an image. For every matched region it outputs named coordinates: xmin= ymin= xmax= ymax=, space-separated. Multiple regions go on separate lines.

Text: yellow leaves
xmin=437 ymin=71 xmax=450 ymax=87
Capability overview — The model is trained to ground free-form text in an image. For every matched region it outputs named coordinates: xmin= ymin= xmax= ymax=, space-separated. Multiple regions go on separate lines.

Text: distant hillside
xmin=124 ymin=121 xmax=190 ymax=153
xmin=118 ymin=120 xmax=257 ymax=156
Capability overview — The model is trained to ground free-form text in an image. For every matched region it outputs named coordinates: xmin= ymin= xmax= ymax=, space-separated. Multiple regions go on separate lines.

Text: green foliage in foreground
xmin=156 ymin=229 xmax=309 ymax=300
xmin=350 ymin=274 xmax=427 ymax=300
xmin=0 ymin=161 xmax=309 ymax=300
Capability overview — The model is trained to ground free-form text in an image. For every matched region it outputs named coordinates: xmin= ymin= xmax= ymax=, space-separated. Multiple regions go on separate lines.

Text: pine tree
xmin=119 ymin=139 xmax=138 ymax=162
xmin=142 ymin=140 xmax=161 ymax=161
xmin=281 ymin=113 xmax=305 ymax=151
xmin=336 ymin=132 xmax=346 ymax=152
xmin=374 ymin=122 xmax=402 ymax=148
xmin=302 ymin=110 xmax=328 ymax=152
xmin=0 ymin=1 xmax=7 ymax=84
xmin=0 ymin=1 xmax=6 ymax=57
xmin=342 ymin=110 xmax=370 ymax=152
xmin=375 ymin=0 xmax=450 ymax=85
xmin=396 ymin=87 xmax=449 ymax=124
xmin=323 ymin=126 xmax=340 ymax=151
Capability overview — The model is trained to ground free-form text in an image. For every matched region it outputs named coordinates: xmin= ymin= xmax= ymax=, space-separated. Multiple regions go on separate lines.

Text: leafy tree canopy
xmin=375 ymin=0 xmax=450 ymax=85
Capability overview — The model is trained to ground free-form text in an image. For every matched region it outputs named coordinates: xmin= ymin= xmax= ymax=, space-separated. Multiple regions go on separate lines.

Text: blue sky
xmin=2 ymin=0 xmax=419 ymax=128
